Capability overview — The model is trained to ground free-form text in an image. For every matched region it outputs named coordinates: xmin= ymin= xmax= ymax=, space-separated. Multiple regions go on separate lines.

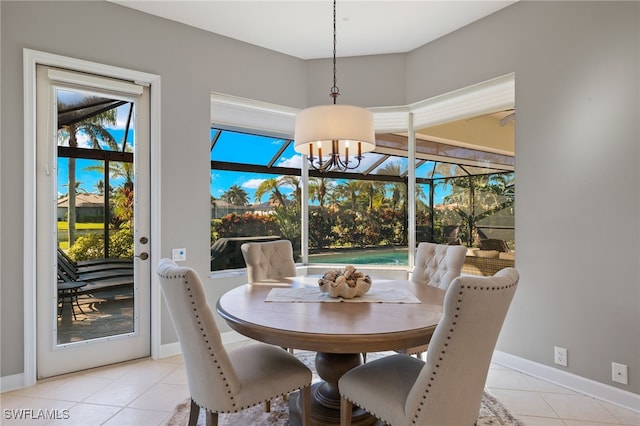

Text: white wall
xmin=2 ymin=0 xmax=638 ymax=398
xmin=405 ymin=0 xmax=639 ymax=394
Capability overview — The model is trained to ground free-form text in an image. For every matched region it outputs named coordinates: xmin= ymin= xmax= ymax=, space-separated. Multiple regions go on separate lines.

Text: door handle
xmin=135 ymin=252 xmax=149 ymax=260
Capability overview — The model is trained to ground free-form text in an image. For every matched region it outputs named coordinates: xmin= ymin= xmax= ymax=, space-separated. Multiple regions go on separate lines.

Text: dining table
xmin=216 ymin=275 xmax=445 ymax=426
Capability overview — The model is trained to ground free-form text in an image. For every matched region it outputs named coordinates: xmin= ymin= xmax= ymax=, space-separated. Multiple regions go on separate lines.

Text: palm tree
xmin=309 ymin=177 xmax=329 ymax=208
xmin=378 ymin=161 xmax=406 ymax=211
xmin=278 ymin=176 xmax=301 ymax=206
xmin=255 ymin=178 xmax=287 ymax=206
xmin=222 ymin=184 xmax=249 ymax=205
xmin=58 ymin=97 xmax=117 ymax=246
xmin=442 ymin=173 xmax=515 ymax=246
xmin=359 ymin=180 xmax=386 ymax=211
xmin=336 ymin=180 xmax=362 ymax=210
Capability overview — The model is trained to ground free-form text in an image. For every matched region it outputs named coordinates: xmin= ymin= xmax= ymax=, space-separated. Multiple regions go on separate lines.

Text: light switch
xmin=172 ymin=248 xmax=186 ymax=261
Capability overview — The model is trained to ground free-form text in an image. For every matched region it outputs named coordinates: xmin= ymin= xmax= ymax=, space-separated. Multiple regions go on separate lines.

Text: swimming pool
xmin=308 ymin=247 xmax=409 ymax=266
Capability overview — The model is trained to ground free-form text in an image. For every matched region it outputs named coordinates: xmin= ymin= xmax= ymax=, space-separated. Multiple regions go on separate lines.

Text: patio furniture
xmin=463 ymin=253 xmax=515 ymax=276
xmin=57 ymin=248 xmax=133 ymax=273
xmin=157 ymin=258 xmax=313 ymax=426
xmin=57 ymin=262 xmax=133 ymax=296
xmin=57 ymin=280 xmax=87 ymax=320
xmin=339 ymin=268 xmax=519 ymax=426
xmin=210 ymin=236 xmax=281 ymax=270
xmin=479 ymin=238 xmax=510 ymax=252
xmin=57 ymin=249 xmax=133 ymax=281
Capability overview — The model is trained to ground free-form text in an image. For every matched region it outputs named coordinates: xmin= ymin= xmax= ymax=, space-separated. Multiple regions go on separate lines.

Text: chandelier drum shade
xmin=294 ymin=0 xmax=376 ymax=172
xmin=294 ymin=104 xmax=375 ymax=163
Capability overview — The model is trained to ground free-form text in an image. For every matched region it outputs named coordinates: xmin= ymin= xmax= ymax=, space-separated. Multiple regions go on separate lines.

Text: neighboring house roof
xmin=57 ymin=193 xmax=105 ymax=208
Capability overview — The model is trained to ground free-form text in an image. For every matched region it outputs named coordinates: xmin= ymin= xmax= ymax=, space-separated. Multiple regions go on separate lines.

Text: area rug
xmin=165 ymin=351 xmax=524 ymax=425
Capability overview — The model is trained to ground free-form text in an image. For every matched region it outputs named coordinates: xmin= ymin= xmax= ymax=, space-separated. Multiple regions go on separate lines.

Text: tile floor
xmin=1 ymin=345 xmax=639 ymax=425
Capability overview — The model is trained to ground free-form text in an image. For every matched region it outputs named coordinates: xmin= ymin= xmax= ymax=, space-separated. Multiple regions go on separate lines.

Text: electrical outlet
xmin=554 ymin=346 xmax=567 ymax=366
xmin=612 ymin=362 xmax=628 ymax=385
xmin=172 ymin=248 xmax=186 ymax=261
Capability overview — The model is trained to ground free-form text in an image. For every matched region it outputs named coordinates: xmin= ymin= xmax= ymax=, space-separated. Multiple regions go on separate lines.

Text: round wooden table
xmin=216 ymin=276 xmax=445 ymax=425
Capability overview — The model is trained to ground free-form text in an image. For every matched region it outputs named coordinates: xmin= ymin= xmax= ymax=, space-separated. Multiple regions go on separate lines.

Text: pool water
xmin=308 ymin=248 xmax=409 ymax=265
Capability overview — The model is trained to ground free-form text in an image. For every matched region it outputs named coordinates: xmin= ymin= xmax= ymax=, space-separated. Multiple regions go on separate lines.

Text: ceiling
xmin=111 ymin=1 xmax=517 ymax=60
xmin=111 ymin=0 xmax=516 ymax=157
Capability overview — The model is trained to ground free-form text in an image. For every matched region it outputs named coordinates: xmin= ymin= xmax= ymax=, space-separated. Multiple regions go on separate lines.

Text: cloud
xmin=114 ymin=105 xmax=133 ymax=129
xmin=277 ymin=154 xmax=302 ymax=168
xmin=242 ymin=178 xmax=266 ymax=189
xmin=76 ymin=133 xmax=94 ymax=148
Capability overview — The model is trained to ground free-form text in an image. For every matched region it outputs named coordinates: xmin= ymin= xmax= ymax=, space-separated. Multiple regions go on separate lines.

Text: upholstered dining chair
xmin=397 ymin=242 xmax=468 ymax=357
xmin=241 ymin=239 xmax=298 ymax=355
xmin=339 ymin=268 xmax=519 ymax=426
xmin=411 ymin=242 xmax=467 ymax=289
xmin=241 ymin=239 xmax=297 ymax=283
xmin=157 ymin=258 xmax=312 ymax=426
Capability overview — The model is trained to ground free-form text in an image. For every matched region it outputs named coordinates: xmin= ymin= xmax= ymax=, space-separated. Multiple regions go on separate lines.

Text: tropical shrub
xmin=213 ymin=212 xmax=280 ymax=238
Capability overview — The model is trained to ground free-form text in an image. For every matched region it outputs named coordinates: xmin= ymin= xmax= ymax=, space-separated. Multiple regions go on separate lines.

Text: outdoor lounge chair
xmin=57 ymin=260 xmax=133 ymax=296
xmin=57 ymin=249 xmax=133 ymax=281
xmin=57 ymin=248 xmax=133 ymax=273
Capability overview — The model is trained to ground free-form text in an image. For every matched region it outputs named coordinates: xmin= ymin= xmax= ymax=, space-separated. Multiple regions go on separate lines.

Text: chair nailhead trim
xmin=182 ymin=276 xmax=237 ymax=408
xmin=411 ymin=278 xmax=518 ymax=423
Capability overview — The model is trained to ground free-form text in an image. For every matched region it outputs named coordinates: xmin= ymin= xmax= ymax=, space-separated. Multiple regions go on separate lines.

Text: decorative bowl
xmin=318 ymin=265 xmax=372 ymax=299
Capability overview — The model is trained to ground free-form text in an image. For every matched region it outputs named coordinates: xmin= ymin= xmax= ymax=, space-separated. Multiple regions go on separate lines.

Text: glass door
xmin=36 ymin=66 xmax=151 ymax=378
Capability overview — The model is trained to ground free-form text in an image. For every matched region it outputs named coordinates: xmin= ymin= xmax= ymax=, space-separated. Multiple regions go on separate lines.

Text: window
xmin=209 ymin=129 xmax=515 ymax=272
xmin=209 ymin=74 xmax=515 ymax=273
xmin=210 ymin=129 xmax=301 ymax=271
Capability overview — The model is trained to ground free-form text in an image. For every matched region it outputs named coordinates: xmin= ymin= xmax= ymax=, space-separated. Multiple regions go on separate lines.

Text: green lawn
xmin=57 ymin=222 xmax=104 ymax=250
xmin=57 ymin=222 xmax=104 ymax=231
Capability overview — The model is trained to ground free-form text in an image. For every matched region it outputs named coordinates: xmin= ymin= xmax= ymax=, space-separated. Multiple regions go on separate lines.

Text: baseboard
xmin=492 ymin=350 xmax=640 ymax=413
xmin=0 ymin=372 xmax=25 ymax=393
xmin=157 ymin=341 xmax=181 ymax=359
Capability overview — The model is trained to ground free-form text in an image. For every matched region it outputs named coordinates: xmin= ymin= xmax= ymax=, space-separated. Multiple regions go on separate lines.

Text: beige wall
xmin=2 ymin=1 xmax=639 ymax=398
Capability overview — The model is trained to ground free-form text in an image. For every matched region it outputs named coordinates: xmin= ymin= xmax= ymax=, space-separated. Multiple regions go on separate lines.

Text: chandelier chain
xmin=330 ymin=0 xmax=339 ymax=104
xmin=294 ymin=0 xmax=374 ymax=173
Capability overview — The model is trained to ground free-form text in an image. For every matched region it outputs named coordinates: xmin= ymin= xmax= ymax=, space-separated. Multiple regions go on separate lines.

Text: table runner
xmin=265 ymin=286 xmax=420 ymax=303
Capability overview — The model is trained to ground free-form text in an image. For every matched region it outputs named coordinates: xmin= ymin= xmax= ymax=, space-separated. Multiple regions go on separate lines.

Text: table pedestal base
xmin=288 ymin=352 xmax=378 ymax=426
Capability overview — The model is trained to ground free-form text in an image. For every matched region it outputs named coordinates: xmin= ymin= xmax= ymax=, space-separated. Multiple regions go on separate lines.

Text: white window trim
xmin=211 ymin=72 xmax=514 ymax=144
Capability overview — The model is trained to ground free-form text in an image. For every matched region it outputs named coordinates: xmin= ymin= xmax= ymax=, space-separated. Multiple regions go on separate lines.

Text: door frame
xmin=23 ymin=49 xmax=162 ymax=387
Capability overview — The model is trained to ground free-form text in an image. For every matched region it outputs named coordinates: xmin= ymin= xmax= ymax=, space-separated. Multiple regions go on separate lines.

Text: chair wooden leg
xmin=263 ymin=399 xmax=271 ymax=412
xmin=300 ymin=385 xmax=312 ymax=426
xmin=204 ymin=410 xmax=218 ymax=426
xmin=188 ymin=399 xmax=200 ymax=426
xmin=340 ymin=396 xmax=353 ymax=426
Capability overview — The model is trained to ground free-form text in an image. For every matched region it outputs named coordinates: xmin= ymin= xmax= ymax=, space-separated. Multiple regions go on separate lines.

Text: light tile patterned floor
xmin=2 ymin=346 xmax=639 ymax=425
xmin=486 ymin=364 xmax=640 ymax=425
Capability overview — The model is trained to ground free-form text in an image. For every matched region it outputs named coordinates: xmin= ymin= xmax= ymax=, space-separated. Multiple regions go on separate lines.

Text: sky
xmin=58 ymin=89 xmax=452 ymax=206
xmin=209 ymin=131 xmax=299 ymax=203
xmin=57 ymin=90 xmax=133 ymax=196
xmin=207 ymin=130 xmax=448 ymax=205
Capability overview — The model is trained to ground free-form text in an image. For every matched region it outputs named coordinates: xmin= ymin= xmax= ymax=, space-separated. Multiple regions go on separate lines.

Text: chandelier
xmin=294 ymin=0 xmax=376 ymax=172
